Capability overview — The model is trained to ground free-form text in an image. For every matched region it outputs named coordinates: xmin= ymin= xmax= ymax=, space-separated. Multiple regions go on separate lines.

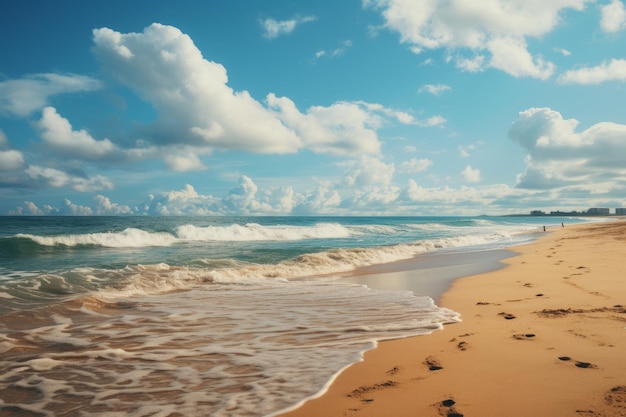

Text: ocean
xmin=0 ymin=215 xmax=589 ymax=416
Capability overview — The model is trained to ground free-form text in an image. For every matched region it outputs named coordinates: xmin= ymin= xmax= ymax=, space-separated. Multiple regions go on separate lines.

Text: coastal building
xmin=586 ymin=208 xmax=610 ymax=215
xmin=617 ymin=208 xmax=626 ymax=215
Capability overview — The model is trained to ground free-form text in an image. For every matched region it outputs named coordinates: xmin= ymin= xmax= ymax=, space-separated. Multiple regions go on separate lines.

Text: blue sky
xmin=1 ymin=0 xmax=626 ymax=216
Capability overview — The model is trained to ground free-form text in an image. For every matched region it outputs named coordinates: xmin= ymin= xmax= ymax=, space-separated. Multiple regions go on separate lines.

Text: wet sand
xmin=280 ymin=221 xmax=626 ymax=417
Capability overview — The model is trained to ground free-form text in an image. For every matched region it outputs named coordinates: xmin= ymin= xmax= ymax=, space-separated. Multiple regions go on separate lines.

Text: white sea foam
xmin=176 ymin=222 xmax=354 ymax=241
xmin=16 ymin=222 xmax=355 ymax=248
xmin=1 ymin=281 xmax=459 ymax=417
xmin=17 ymin=228 xmax=177 ymax=248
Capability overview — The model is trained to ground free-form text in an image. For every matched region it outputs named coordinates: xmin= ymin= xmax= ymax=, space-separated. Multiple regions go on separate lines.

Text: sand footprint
xmin=557 ymin=356 xmax=598 ymax=369
xmin=513 ymin=333 xmax=536 ymax=340
xmin=498 ymin=312 xmax=517 ymax=320
xmin=433 ymin=398 xmax=464 ymax=417
xmin=424 ymin=356 xmax=444 ymax=371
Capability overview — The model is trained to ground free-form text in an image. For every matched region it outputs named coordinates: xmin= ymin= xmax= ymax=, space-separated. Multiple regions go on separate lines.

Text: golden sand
xmin=281 ymin=221 xmax=626 ymax=417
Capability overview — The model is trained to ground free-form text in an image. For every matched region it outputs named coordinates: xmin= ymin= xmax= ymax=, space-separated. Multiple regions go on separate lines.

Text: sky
xmin=1 ymin=0 xmax=626 ymax=216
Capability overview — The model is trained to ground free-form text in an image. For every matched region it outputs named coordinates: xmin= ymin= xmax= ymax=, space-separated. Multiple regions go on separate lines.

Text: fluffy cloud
xmin=260 ymin=15 xmax=316 ymax=39
xmin=266 ymin=95 xmax=381 ymax=155
xmin=143 ymin=178 xmax=297 ymax=216
xmin=93 ymin=24 xmax=302 ymax=154
xmin=37 ymin=107 xmax=119 ymax=160
xmin=94 ymin=195 xmax=132 ymax=215
xmin=418 ymin=84 xmax=451 ymax=96
xmin=600 ymin=0 xmax=626 ymax=33
xmin=461 ymin=165 xmax=481 ymax=183
xmin=0 ymin=73 xmax=101 ymax=116
xmin=399 ymin=158 xmax=433 ymax=173
xmin=0 ymin=132 xmax=24 ymax=171
xmin=24 ymin=165 xmax=114 ymax=192
xmin=343 ymin=156 xmax=395 ymax=187
xmin=92 ymin=23 xmax=430 ymax=157
xmin=509 ymin=107 xmax=626 ymax=190
xmin=365 ymin=0 xmax=590 ymax=78
xmin=0 ymin=150 xmax=25 ymax=171
xmin=557 ymin=59 xmax=626 ymax=84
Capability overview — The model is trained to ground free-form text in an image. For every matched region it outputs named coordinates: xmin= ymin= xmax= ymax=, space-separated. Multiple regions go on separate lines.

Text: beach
xmin=281 ymin=220 xmax=626 ymax=417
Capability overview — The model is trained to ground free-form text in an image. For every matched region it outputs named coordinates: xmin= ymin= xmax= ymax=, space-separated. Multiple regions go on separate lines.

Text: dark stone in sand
xmin=536 ymin=293 xmax=544 ymax=297
xmin=558 ymin=356 xmax=571 ymax=361
xmin=442 ymin=399 xmax=456 ymax=407
xmin=447 ymin=413 xmax=464 ymax=417
xmin=525 ymin=333 xmax=535 ymax=338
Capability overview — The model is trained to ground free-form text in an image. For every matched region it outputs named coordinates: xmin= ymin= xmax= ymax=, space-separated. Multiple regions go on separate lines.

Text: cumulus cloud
xmin=267 ymin=95 xmax=384 ymax=155
xmin=600 ymin=0 xmax=626 ymax=33
xmin=0 ymin=73 xmax=101 ymax=116
xmin=61 ymin=199 xmax=94 ymax=216
xmin=260 ymin=15 xmax=316 ymax=39
xmin=0 ymin=131 xmax=25 ymax=171
xmin=461 ymin=165 xmax=481 ymax=183
xmin=365 ymin=0 xmax=590 ymax=79
xmin=342 ymin=156 xmax=395 ymax=187
xmin=163 ymin=150 xmax=207 ymax=172
xmin=93 ymin=23 xmax=418 ymax=156
xmin=24 ymin=165 xmax=114 ymax=192
xmin=94 ymin=195 xmax=132 ymax=215
xmin=557 ymin=59 xmax=626 ymax=84
xmin=0 ymin=150 xmax=25 ymax=171
xmin=37 ymin=107 xmax=119 ymax=160
xmin=509 ymin=107 xmax=626 ymax=190
xmin=144 ymin=178 xmax=297 ymax=216
xmin=399 ymin=158 xmax=433 ymax=173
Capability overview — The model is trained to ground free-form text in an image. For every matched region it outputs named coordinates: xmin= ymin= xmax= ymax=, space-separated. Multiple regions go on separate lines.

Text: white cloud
xmin=0 ymin=131 xmax=25 ymax=171
xmin=62 ymin=199 xmax=93 ymax=216
xmin=399 ymin=158 xmax=433 ymax=173
xmin=0 ymin=73 xmax=101 ymax=116
xmin=365 ymin=0 xmax=590 ymax=78
xmin=37 ymin=107 xmax=119 ymax=160
xmin=94 ymin=195 xmax=132 ymax=215
xmin=461 ymin=165 xmax=481 ymax=183
xmin=24 ymin=165 xmax=114 ymax=192
xmin=554 ymin=47 xmax=572 ymax=56
xmin=509 ymin=107 xmax=626 ymax=190
xmin=163 ymin=150 xmax=207 ymax=172
xmin=144 ymin=178 xmax=297 ymax=216
xmin=93 ymin=23 xmax=408 ymax=157
xmin=418 ymin=84 xmax=451 ymax=96
xmin=260 ymin=15 xmax=316 ymax=39
xmin=315 ymin=40 xmax=353 ymax=59
xmin=0 ymin=150 xmax=25 ymax=171
xmin=343 ymin=156 xmax=395 ymax=187
xmin=600 ymin=0 xmax=626 ymax=33
xmin=557 ymin=59 xmax=626 ymax=84
xmin=266 ymin=95 xmax=381 ymax=155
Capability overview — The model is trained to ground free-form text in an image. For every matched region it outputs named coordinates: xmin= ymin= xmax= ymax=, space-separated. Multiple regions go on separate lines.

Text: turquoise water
xmin=0 ymin=215 xmax=589 ymax=416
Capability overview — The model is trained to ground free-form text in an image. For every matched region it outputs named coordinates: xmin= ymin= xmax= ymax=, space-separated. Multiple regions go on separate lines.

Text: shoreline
xmin=280 ymin=221 xmax=626 ymax=417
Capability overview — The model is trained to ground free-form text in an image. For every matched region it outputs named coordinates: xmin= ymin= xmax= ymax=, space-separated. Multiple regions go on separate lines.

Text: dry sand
xmin=281 ymin=220 xmax=626 ymax=417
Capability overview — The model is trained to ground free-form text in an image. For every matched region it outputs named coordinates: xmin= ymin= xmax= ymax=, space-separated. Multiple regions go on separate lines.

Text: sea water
xmin=0 ymin=216 xmax=588 ymax=416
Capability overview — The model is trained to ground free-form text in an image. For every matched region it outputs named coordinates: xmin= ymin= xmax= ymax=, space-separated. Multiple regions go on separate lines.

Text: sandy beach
xmin=281 ymin=220 xmax=626 ymax=417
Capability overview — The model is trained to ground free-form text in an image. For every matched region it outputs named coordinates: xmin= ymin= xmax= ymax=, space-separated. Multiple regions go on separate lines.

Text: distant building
xmin=616 ymin=208 xmax=626 ymax=215
xmin=530 ymin=210 xmax=545 ymax=216
xmin=587 ymin=208 xmax=610 ymax=216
